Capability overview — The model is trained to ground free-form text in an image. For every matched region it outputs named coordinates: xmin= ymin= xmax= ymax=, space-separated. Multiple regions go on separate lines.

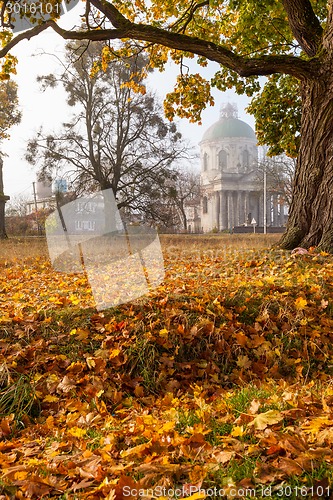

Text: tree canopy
xmin=0 ymin=1 xmax=327 ymax=154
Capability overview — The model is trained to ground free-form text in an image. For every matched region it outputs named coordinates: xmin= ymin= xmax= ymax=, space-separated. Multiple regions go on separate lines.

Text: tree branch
xmin=0 ymin=1 xmax=320 ymax=80
xmin=172 ymin=1 xmax=209 ymax=34
xmin=48 ymin=20 xmax=317 ymax=80
xmin=0 ymin=21 xmax=53 ymax=57
xmin=281 ymin=0 xmax=323 ymax=56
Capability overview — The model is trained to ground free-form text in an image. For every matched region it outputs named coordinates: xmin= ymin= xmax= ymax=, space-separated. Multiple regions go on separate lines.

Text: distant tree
xmin=26 ymin=41 xmax=189 ymax=226
xmin=167 ymin=170 xmax=201 ymax=231
xmin=125 ymin=167 xmax=200 ymax=232
xmin=5 ymin=193 xmax=29 ymax=217
xmin=5 ymin=193 xmax=28 ymax=235
xmin=0 ymin=80 xmax=21 ymax=239
xmin=256 ymin=156 xmax=295 ymax=207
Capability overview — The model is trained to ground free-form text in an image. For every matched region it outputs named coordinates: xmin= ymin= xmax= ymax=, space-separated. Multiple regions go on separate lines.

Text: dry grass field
xmin=1 ymin=234 xmax=333 ymax=499
xmin=0 ymin=233 xmax=281 ymax=260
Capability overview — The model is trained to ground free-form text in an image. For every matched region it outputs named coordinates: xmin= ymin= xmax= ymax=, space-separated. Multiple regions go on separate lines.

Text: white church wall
xmin=199 ymin=104 xmax=261 ymax=233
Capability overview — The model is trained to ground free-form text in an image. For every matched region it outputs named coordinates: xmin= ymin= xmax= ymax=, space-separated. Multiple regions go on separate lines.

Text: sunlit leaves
xmin=211 ymin=67 xmax=261 ymax=97
xmin=129 ymin=0 xmax=305 ymax=154
xmin=0 ymin=79 xmax=21 ymax=139
xmin=164 ymin=73 xmax=214 ymax=123
xmin=0 ymin=0 xmax=326 ymax=156
xmin=247 ymin=74 xmax=302 ymax=157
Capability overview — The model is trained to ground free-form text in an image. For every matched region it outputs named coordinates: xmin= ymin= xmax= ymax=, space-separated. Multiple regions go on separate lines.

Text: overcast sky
xmin=2 ymin=4 xmax=254 ymax=202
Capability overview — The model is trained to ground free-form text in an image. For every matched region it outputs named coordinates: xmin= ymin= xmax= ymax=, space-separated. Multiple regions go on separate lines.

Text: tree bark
xmin=281 ymin=0 xmax=323 ymax=56
xmin=279 ymin=66 xmax=333 ymax=251
xmin=0 ymin=196 xmax=8 ymax=239
xmin=0 ymin=159 xmax=9 ymax=239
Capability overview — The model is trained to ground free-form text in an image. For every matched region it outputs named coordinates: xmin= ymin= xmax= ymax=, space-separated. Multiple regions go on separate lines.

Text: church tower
xmin=200 ymin=104 xmax=267 ymax=231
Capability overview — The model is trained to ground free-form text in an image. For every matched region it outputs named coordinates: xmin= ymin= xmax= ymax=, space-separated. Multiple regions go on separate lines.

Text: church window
xmin=203 ymin=152 xmax=208 ymax=171
xmin=203 ymin=196 xmax=208 ymax=214
xmin=242 ymin=149 xmax=249 ymax=168
xmin=218 ymin=150 xmax=227 ymax=170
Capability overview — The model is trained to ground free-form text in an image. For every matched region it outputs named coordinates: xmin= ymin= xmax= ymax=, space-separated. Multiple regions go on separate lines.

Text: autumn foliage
xmin=1 ymin=235 xmax=333 ymax=498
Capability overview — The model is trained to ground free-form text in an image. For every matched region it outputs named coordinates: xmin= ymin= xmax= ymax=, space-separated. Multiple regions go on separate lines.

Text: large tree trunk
xmin=0 ymin=196 xmax=8 ymax=239
xmin=279 ymin=70 xmax=333 ymax=252
xmin=0 ymin=159 xmax=9 ymax=239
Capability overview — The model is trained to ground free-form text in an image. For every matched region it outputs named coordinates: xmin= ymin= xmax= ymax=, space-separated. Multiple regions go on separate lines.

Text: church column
xmin=245 ymin=191 xmax=250 ymax=224
xmin=216 ymin=191 xmax=220 ymax=230
xmin=280 ymin=199 xmax=285 ymax=226
xmin=276 ymin=194 xmax=280 ymax=226
xmin=239 ymin=192 xmax=245 ymax=225
xmin=256 ymin=193 xmax=260 ymax=226
xmin=220 ymin=191 xmax=228 ymax=230
xmin=214 ymin=146 xmax=218 ymax=170
xmin=259 ymin=192 xmax=264 ymax=228
xmin=264 ymin=192 xmax=269 ymax=228
xmin=235 ymin=191 xmax=241 ymax=227
xmin=267 ymin=194 xmax=271 ymax=226
xmin=227 ymin=191 xmax=234 ymax=230
xmin=278 ymin=195 xmax=284 ymax=226
xmin=272 ymin=194 xmax=278 ymax=226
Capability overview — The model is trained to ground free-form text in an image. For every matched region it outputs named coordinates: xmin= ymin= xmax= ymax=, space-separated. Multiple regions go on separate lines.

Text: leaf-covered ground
xmin=1 ymin=235 xmax=333 ymax=499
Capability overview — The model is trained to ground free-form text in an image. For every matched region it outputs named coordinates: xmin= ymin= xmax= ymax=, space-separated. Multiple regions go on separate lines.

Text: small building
xmin=26 ymin=180 xmax=57 ymax=215
xmin=184 ymin=198 xmax=201 ymax=233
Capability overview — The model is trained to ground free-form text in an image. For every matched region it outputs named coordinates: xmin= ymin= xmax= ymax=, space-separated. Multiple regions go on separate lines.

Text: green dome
xmin=202 ymin=117 xmax=256 ymax=141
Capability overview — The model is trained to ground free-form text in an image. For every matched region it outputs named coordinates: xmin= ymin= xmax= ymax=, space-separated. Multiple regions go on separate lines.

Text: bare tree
xmin=256 ymin=155 xmax=295 ymax=207
xmin=5 ymin=193 xmax=30 ymax=217
xmin=26 ymin=41 xmax=189 ymax=226
xmin=166 ymin=169 xmax=201 ymax=231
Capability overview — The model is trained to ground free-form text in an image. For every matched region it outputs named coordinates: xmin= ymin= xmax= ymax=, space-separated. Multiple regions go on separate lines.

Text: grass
xmin=227 ymin=386 xmax=272 ymax=415
xmin=175 ymin=409 xmax=202 ymax=434
xmin=0 ymin=367 xmax=39 ymax=426
xmin=1 ymin=233 xmax=333 ymax=497
xmin=0 ymin=236 xmax=49 ymax=261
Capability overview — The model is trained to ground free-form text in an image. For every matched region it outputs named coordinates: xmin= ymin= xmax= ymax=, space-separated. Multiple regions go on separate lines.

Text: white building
xmin=26 ymin=180 xmax=56 ymax=215
xmin=200 ymin=103 xmax=286 ymax=232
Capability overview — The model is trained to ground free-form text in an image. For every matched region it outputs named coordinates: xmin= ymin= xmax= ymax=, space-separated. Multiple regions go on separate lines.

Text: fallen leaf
xmin=248 ymin=410 xmax=283 ymax=430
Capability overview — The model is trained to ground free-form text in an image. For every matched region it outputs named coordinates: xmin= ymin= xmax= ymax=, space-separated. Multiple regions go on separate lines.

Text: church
xmin=197 ymin=103 xmax=286 ymax=233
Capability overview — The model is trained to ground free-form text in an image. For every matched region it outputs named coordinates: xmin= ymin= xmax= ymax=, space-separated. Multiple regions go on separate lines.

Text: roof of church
xmin=202 ymin=117 xmax=256 ymax=141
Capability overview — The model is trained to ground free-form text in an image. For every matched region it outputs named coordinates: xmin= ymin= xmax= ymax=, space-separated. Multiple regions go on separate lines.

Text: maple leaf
xmin=301 ymin=417 xmax=333 ymax=435
xmin=291 ymin=247 xmax=309 ymax=256
xmin=68 ymin=427 xmax=87 ymax=438
xmin=295 ymin=296 xmax=308 ymax=309
xmin=249 ymin=399 xmax=261 ymax=414
xmin=43 ymin=395 xmax=59 ymax=403
xmin=273 ymin=457 xmax=303 ymax=476
xmin=211 ymin=450 xmax=235 ymax=464
xmin=231 ymin=425 xmax=244 ymax=437
xmin=236 ymin=355 xmax=252 ymax=369
xmin=248 ymin=410 xmax=283 ymax=430
xmin=56 ymin=376 xmax=76 ymax=393
xmin=183 ymin=493 xmax=206 ymax=500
